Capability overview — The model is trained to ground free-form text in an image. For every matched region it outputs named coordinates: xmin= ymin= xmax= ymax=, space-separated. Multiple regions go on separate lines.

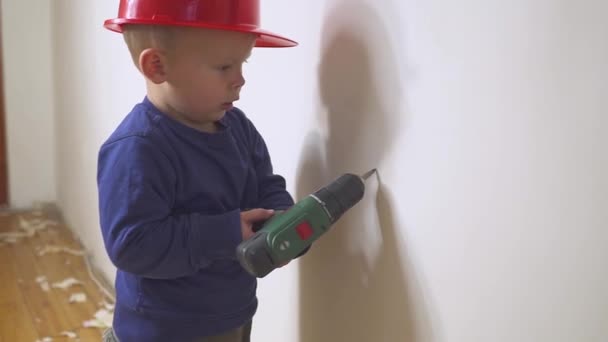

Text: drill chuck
xmin=311 ymin=173 xmax=365 ymax=224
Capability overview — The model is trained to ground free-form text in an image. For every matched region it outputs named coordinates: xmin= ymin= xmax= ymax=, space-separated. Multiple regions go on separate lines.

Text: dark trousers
xmin=197 ymin=321 xmax=252 ymax=342
xmin=102 ymin=321 xmax=252 ymax=342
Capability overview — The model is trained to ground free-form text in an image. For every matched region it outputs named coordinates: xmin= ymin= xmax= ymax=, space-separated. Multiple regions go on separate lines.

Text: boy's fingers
xmin=243 ymin=208 xmax=274 ymax=222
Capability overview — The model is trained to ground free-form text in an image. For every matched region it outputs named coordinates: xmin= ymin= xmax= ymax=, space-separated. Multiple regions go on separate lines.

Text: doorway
xmin=0 ymin=1 xmax=9 ymax=205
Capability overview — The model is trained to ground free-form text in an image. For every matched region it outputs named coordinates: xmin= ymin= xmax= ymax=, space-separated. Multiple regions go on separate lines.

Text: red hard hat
xmin=104 ymin=0 xmax=297 ymax=48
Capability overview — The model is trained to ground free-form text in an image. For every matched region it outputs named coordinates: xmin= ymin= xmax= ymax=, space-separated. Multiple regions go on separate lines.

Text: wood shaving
xmin=83 ymin=308 xmax=113 ymax=328
xmin=51 ymin=278 xmax=84 ymax=290
xmin=38 ymin=245 xmax=85 ymax=257
xmin=69 ymin=293 xmax=87 ymax=303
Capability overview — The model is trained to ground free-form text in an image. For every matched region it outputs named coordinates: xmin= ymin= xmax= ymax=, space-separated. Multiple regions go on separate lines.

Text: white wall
xmin=51 ymin=0 xmax=608 ymax=341
xmin=1 ymin=0 xmax=56 ymax=207
xmin=291 ymin=1 xmax=608 ymax=341
xmin=51 ymin=0 xmax=144 ymax=281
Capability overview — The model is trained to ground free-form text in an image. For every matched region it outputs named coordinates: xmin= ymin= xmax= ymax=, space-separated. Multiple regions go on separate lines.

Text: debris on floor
xmin=18 ymin=216 xmax=58 ymax=236
xmin=0 ymin=215 xmax=58 ymax=244
xmin=69 ymin=293 xmax=87 ymax=304
xmin=34 ymin=337 xmax=53 ymax=342
xmin=83 ymin=307 xmax=114 ymax=329
xmin=52 ymin=277 xmax=84 ymax=290
xmin=60 ymin=331 xmax=78 ymax=338
xmin=36 ymin=276 xmax=50 ymax=292
xmin=102 ymin=302 xmax=115 ymax=311
xmin=38 ymin=245 xmax=85 ymax=257
xmin=0 ymin=234 xmax=19 ymax=244
xmin=1 ymin=207 xmax=115 ymax=341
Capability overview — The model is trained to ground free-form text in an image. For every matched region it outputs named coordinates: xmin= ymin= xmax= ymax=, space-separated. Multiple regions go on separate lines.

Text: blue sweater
xmin=97 ymin=97 xmax=294 ymax=341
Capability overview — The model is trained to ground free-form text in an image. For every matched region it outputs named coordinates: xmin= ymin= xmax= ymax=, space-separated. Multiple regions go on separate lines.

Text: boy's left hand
xmin=240 ymin=208 xmax=275 ymax=241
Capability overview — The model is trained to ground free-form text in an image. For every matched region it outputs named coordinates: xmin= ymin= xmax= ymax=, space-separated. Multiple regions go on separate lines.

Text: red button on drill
xmin=295 ymin=221 xmax=313 ymax=240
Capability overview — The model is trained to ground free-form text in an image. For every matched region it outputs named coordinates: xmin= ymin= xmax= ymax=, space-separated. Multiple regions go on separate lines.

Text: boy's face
xmin=161 ymin=28 xmax=256 ymax=130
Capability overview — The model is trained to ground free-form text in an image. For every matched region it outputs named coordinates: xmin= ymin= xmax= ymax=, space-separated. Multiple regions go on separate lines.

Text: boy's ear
xmin=139 ymin=48 xmax=168 ymax=84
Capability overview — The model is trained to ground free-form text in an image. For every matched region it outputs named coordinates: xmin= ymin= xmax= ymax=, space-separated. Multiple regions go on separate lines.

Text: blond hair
xmin=122 ymin=25 xmax=177 ymax=69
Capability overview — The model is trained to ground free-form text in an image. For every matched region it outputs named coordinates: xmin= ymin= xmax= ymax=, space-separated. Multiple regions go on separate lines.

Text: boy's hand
xmin=240 ymin=209 xmax=274 ymax=241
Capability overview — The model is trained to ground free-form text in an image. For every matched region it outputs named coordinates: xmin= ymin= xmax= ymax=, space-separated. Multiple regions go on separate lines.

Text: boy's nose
xmin=233 ymin=72 xmax=246 ymax=89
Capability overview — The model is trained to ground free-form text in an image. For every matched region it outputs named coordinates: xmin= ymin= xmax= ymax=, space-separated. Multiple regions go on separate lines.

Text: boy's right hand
xmin=240 ymin=209 xmax=274 ymax=241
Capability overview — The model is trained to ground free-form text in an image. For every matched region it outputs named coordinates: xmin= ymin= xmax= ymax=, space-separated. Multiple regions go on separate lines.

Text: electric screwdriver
xmin=236 ymin=169 xmax=377 ymax=278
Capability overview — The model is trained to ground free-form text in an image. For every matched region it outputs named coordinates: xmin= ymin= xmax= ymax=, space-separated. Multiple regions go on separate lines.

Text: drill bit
xmin=360 ymin=168 xmax=377 ymax=181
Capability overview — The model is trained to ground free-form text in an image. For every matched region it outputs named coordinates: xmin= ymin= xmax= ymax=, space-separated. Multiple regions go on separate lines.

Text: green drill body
xmin=236 ymin=171 xmax=375 ymax=278
xmin=262 ymin=196 xmax=330 ymax=260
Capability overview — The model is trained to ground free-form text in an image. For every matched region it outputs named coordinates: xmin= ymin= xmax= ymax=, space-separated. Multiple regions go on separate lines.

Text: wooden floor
xmin=0 ymin=207 xmax=112 ymax=342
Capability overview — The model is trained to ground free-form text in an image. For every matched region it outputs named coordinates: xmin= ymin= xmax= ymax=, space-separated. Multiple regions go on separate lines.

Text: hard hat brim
xmin=104 ymin=19 xmax=298 ymax=48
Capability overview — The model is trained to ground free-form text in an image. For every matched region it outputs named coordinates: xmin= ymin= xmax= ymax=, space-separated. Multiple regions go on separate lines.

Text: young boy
xmin=97 ymin=1 xmax=298 ymax=341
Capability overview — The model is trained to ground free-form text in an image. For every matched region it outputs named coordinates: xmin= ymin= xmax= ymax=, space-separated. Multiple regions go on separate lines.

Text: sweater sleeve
xmin=246 ymin=119 xmax=311 ymax=258
xmin=248 ymin=122 xmax=295 ymax=210
xmin=97 ymin=136 xmax=242 ymax=279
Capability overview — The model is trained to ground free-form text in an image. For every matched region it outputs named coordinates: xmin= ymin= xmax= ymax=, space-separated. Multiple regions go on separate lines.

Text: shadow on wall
xmin=296 ymin=1 xmax=436 ymax=341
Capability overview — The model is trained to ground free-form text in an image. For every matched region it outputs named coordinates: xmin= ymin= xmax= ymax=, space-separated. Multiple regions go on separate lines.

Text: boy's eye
xmin=217 ymin=60 xmax=248 ymax=71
